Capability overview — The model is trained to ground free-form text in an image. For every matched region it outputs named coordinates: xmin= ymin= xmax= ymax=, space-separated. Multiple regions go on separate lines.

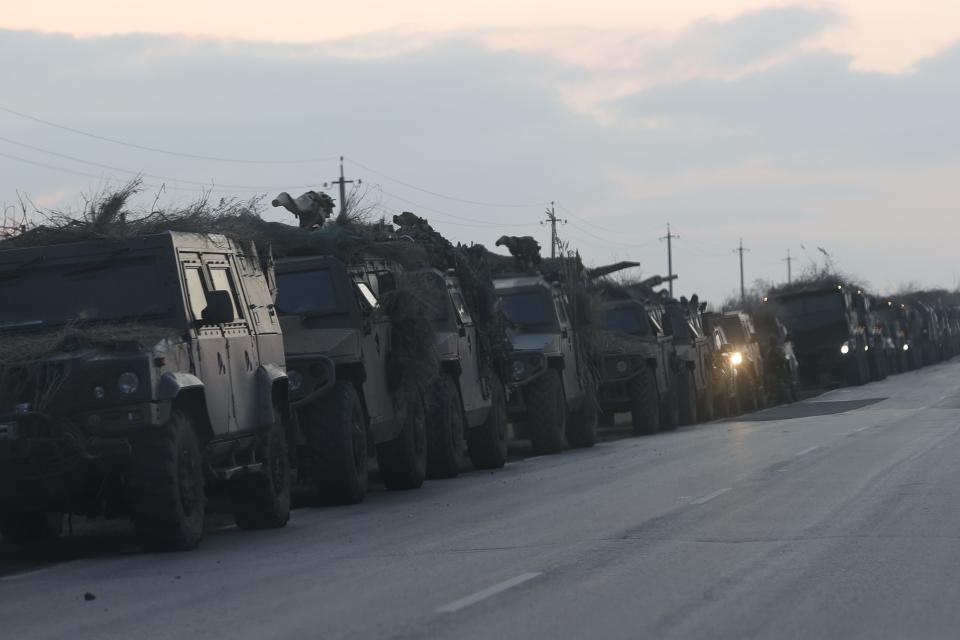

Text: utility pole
xmin=783 ymin=248 xmax=795 ymax=284
xmin=660 ymin=223 xmax=679 ymax=296
xmin=541 ymin=202 xmax=567 ymax=259
xmin=324 ymin=156 xmax=361 ymax=217
xmin=734 ymin=238 xmax=750 ymax=305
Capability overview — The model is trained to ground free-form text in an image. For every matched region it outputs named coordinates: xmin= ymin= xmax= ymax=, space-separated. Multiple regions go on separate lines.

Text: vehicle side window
xmin=451 ymin=291 xmax=472 ymax=324
xmin=356 ymin=282 xmax=379 ymax=310
xmin=183 ymin=266 xmax=208 ymax=321
xmin=209 ymin=267 xmax=242 ymax=320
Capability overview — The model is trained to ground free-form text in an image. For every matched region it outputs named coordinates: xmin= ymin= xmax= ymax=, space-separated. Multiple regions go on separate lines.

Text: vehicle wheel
xmin=0 ymin=512 xmax=62 ymax=544
xmin=678 ymin=370 xmax=698 ymax=426
xmin=426 ymin=375 xmax=466 ymax=479
xmin=126 ymin=409 xmax=205 ymax=551
xmin=230 ymin=406 xmax=291 ymax=530
xmin=697 ymin=386 xmax=715 ymax=422
xmin=526 ymin=370 xmax=567 ymax=454
xmin=467 ymin=372 xmax=509 ymax=470
xmin=566 ymin=378 xmax=597 ymax=449
xmin=629 ymin=366 xmax=660 ymax=436
xmin=377 ymin=387 xmax=428 ymax=490
xmin=738 ymin=376 xmax=758 ymax=413
xmin=303 ymin=381 xmax=368 ymax=505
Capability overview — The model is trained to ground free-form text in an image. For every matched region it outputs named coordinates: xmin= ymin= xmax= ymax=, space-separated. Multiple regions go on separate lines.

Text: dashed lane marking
xmin=436 ymin=572 xmax=543 ymax=613
xmin=795 ymin=446 xmax=820 ymax=457
xmin=690 ymin=488 xmax=732 ymax=505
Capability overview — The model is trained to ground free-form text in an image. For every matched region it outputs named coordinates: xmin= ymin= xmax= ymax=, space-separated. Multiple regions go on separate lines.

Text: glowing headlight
xmin=511 ymin=360 xmax=527 ymax=381
xmin=903 ymin=344 xmax=910 ymax=351
xmin=840 ymin=343 xmax=850 ymax=355
xmin=864 ymin=345 xmax=870 ymax=352
xmin=615 ymin=360 xmax=628 ymax=374
xmin=287 ymin=369 xmax=303 ymax=392
xmin=730 ymin=352 xmax=743 ymax=366
xmin=117 ymin=372 xmax=140 ymax=395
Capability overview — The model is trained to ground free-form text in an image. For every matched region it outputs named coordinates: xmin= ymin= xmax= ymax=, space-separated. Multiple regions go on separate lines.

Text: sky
xmin=2 ymin=1 xmax=959 ymax=302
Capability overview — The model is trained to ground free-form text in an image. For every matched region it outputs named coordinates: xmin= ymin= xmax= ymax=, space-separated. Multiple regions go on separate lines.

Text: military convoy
xmin=0 ymin=232 xmax=292 ymax=549
xmin=0 ymin=187 xmax=956 ymax=550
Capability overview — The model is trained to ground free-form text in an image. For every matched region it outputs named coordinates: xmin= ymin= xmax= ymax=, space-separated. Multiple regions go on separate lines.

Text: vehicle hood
xmin=507 ymin=332 xmax=561 ymax=355
xmin=282 ymin=326 xmax=359 ymax=359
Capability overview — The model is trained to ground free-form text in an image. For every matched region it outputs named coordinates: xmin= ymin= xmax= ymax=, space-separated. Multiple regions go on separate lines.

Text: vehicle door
xmin=449 ymin=285 xmax=484 ymax=413
xmin=205 ymin=253 xmax=258 ymax=433
xmin=180 ymin=253 xmax=232 ymax=435
xmin=554 ymin=292 xmax=584 ymax=400
xmin=354 ymin=274 xmax=392 ymax=431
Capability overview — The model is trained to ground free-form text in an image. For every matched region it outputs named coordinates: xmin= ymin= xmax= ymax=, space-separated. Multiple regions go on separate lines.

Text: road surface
xmin=3 ymin=358 xmax=960 ymax=639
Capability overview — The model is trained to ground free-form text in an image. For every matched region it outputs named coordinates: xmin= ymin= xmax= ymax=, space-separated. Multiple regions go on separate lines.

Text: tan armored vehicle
xmin=0 ymin=232 xmax=292 ymax=550
xmin=276 ymin=255 xmax=430 ymax=504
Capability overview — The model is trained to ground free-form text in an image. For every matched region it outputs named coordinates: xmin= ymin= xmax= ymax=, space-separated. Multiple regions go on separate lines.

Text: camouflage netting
xmin=0 ymin=322 xmax=180 ymax=413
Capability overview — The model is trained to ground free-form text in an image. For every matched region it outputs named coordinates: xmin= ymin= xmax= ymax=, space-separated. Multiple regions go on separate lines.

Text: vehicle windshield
xmin=499 ymin=289 xmax=557 ymax=333
xmin=276 ymin=269 xmax=340 ymax=316
xmin=721 ymin=318 xmax=747 ymax=344
xmin=0 ymin=255 xmax=178 ymax=331
xmin=602 ymin=306 xmax=651 ymax=336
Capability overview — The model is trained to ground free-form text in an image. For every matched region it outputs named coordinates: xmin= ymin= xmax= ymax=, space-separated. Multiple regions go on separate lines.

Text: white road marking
xmin=854 ymin=426 xmax=871 ymax=433
xmin=690 ymin=488 xmax=732 ymax=505
xmin=436 ymin=572 xmax=542 ymax=613
xmin=795 ymin=446 xmax=820 ymax=457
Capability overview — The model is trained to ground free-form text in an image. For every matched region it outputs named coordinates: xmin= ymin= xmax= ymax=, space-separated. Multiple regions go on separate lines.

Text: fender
xmin=158 ymin=372 xmax=204 ymax=400
xmin=256 ymin=364 xmax=288 ymax=425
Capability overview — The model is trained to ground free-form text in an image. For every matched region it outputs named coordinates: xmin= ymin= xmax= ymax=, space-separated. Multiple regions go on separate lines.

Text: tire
xmin=738 ymin=376 xmax=758 ymax=413
xmin=230 ymin=406 xmax=291 ymax=530
xmin=678 ymin=369 xmax=698 ymax=426
xmin=629 ymin=366 xmax=660 ymax=436
xmin=525 ymin=370 xmax=567 ymax=454
xmin=126 ymin=409 xmax=205 ymax=551
xmin=467 ymin=372 xmax=509 ymax=470
xmin=566 ymin=378 xmax=597 ymax=449
xmin=377 ymin=388 xmax=428 ymax=491
xmin=426 ymin=376 xmax=466 ymax=479
xmin=302 ymin=381 xmax=368 ymax=505
xmin=0 ymin=512 xmax=62 ymax=545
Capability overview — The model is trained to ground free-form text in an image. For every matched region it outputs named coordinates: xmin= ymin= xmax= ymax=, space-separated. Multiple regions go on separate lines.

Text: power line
xmin=660 ymin=223 xmax=679 ymax=296
xmin=344 ymin=157 xmax=542 ymax=209
xmin=541 ymin=202 xmax=567 ymax=259
xmin=0 ymin=104 xmax=339 ymax=165
xmin=783 ymin=248 xmax=795 ymax=284
xmin=734 ymin=238 xmax=750 ymax=305
xmin=375 ymin=185 xmax=536 ymax=229
xmin=554 ymin=203 xmax=663 ymax=237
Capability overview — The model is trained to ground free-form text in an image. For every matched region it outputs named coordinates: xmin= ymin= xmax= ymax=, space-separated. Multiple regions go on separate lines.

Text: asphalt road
xmin=3 ymin=358 xmax=960 ymax=639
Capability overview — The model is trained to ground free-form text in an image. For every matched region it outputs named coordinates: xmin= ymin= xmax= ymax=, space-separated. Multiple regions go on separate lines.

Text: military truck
xmin=752 ymin=312 xmax=800 ymax=403
xmin=870 ymin=299 xmax=909 ymax=374
xmin=0 ymin=232 xmax=292 ymax=550
xmin=704 ymin=323 xmax=740 ymax=417
xmin=403 ymin=268 xmax=509 ymax=476
xmin=768 ymin=283 xmax=869 ymax=386
xmin=704 ymin=311 xmax=766 ymax=411
xmin=660 ymin=297 xmax=713 ymax=425
xmin=852 ymin=290 xmax=889 ymax=381
xmin=595 ymin=290 xmax=677 ymax=436
xmin=494 ymin=273 xmax=597 ymax=454
xmin=276 ymin=255 xmax=431 ymax=504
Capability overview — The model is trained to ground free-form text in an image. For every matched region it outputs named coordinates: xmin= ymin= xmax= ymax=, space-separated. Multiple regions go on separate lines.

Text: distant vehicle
xmin=704 ymin=311 xmax=767 ymax=411
xmin=852 ymin=290 xmax=889 ymax=381
xmin=403 ymin=268 xmax=509 ymax=475
xmin=276 ymin=255 xmax=430 ymax=504
xmin=662 ymin=298 xmax=714 ymax=424
xmin=871 ymin=299 xmax=911 ymax=373
xmin=704 ymin=323 xmax=741 ymax=417
xmin=596 ymin=296 xmax=676 ymax=435
xmin=752 ymin=312 xmax=800 ymax=404
xmin=768 ymin=283 xmax=870 ymax=386
xmin=0 ymin=232 xmax=292 ymax=550
xmin=494 ymin=273 xmax=597 ymax=454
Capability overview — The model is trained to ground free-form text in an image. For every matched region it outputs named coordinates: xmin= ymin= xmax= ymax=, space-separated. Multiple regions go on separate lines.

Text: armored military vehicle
xmin=595 ymin=287 xmax=677 ymax=436
xmin=851 ymin=290 xmax=889 ymax=381
xmin=704 ymin=323 xmax=740 ymax=417
xmin=0 ymin=232 xmax=292 ymax=550
xmin=752 ymin=312 xmax=800 ymax=403
xmin=403 ymin=268 xmax=509 ymax=476
xmin=704 ymin=311 xmax=766 ymax=411
xmin=768 ymin=283 xmax=869 ymax=386
xmin=870 ymin=299 xmax=910 ymax=374
xmin=276 ymin=255 xmax=431 ymax=504
xmin=660 ymin=296 xmax=713 ymax=425
xmin=494 ymin=273 xmax=597 ymax=454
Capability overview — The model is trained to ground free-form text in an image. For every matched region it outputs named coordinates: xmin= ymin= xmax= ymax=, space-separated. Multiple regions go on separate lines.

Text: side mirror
xmin=202 ymin=290 xmax=235 ymax=325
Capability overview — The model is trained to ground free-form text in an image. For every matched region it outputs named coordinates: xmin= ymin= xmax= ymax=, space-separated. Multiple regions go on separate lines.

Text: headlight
xmin=287 ymin=369 xmax=303 ymax=392
xmin=615 ymin=360 xmax=628 ymax=374
xmin=864 ymin=345 xmax=869 ymax=352
xmin=840 ymin=343 xmax=850 ymax=355
xmin=511 ymin=360 xmax=527 ymax=381
xmin=117 ymin=372 xmax=140 ymax=395
xmin=903 ymin=344 xmax=910 ymax=351
xmin=730 ymin=352 xmax=743 ymax=366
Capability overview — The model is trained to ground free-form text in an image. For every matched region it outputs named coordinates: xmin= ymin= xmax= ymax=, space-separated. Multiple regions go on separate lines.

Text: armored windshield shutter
xmin=209 ymin=268 xmax=242 ymax=320
xmin=184 ymin=267 xmax=208 ymax=321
